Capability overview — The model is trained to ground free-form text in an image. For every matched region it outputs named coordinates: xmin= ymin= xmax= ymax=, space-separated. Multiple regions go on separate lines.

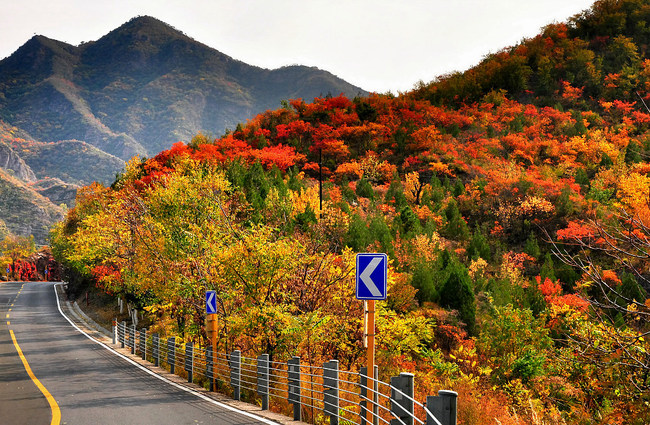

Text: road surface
xmin=0 ymin=281 xmax=276 ymax=425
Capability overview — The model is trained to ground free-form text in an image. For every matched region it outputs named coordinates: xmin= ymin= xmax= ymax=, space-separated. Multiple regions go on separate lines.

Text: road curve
xmin=0 ymin=281 xmax=277 ymax=425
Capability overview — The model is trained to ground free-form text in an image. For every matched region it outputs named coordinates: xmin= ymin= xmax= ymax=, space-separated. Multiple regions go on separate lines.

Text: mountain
xmin=0 ymin=16 xmax=367 ymax=244
xmin=0 ymin=16 xmax=367 ymax=160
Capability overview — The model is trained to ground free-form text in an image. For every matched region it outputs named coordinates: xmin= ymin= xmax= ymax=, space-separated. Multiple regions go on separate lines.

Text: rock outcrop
xmin=0 ymin=141 xmax=37 ymax=182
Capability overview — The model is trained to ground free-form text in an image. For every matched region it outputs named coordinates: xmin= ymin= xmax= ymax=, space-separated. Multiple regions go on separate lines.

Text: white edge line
xmin=53 ymin=283 xmax=280 ymax=425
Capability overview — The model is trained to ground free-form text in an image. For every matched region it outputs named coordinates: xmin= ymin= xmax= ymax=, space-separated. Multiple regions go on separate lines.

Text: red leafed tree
xmin=251 ymin=144 xmax=306 ymax=171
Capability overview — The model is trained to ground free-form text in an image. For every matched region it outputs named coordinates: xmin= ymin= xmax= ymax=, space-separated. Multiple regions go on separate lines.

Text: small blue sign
xmin=206 ymin=290 xmax=217 ymax=314
xmin=356 ymin=253 xmax=387 ymax=300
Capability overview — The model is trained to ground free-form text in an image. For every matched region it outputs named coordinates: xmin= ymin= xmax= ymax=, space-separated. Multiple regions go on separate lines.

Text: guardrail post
xmin=288 ymin=356 xmax=301 ymax=421
xmin=112 ymin=318 xmax=116 ymax=344
xmin=140 ymin=328 xmax=147 ymax=360
xmin=168 ymin=337 xmax=176 ymax=374
xmin=185 ymin=342 xmax=193 ymax=383
xmin=230 ymin=350 xmax=241 ymax=400
xmin=360 ymin=365 xmax=379 ymax=425
xmin=360 ymin=367 xmax=368 ymax=425
xmin=427 ymin=390 xmax=458 ymax=425
xmin=257 ymin=354 xmax=269 ymax=410
xmin=323 ymin=360 xmax=339 ymax=425
xmin=152 ymin=333 xmax=160 ymax=366
xmin=207 ymin=346 xmax=214 ymax=391
xmin=120 ymin=321 xmax=126 ymax=348
xmin=130 ymin=324 xmax=136 ymax=355
xmin=390 ymin=372 xmax=414 ymax=425
xmin=373 ymin=365 xmax=378 ymax=425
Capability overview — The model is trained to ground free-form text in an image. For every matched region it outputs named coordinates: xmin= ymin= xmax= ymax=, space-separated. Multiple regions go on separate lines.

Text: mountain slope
xmin=0 ymin=168 xmax=64 ymax=244
xmin=0 ymin=16 xmax=367 ymax=159
xmin=8 ymin=139 xmax=125 ymax=186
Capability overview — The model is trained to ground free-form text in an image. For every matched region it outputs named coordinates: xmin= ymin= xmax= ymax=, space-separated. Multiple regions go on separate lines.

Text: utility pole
xmin=319 ymin=148 xmax=323 ymax=219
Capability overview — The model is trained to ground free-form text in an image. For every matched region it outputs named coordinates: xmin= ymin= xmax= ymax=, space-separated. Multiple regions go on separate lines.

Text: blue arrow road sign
xmin=206 ymin=290 xmax=217 ymax=314
xmin=356 ymin=253 xmax=387 ymax=300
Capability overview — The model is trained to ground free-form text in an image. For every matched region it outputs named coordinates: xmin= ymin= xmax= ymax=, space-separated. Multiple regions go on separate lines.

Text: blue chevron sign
xmin=355 ymin=253 xmax=387 ymax=300
xmin=206 ymin=290 xmax=217 ymax=314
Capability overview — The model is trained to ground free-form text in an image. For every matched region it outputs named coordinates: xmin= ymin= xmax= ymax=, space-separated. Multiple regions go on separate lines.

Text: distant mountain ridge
xmin=0 ymin=16 xmax=367 ymax=160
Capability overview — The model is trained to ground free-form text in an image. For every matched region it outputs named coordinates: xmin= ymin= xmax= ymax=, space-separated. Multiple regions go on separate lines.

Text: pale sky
xmin=0 ymin=0 xmax=596 ymax=93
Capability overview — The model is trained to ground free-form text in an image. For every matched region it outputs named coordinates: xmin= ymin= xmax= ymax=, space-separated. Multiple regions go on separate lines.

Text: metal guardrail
xmin=113 ymin=320 xmax=457 ymax=425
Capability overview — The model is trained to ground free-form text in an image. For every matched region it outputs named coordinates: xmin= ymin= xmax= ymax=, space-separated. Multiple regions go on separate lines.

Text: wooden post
xmin=207 ymin=313 xmax=218 ymax=391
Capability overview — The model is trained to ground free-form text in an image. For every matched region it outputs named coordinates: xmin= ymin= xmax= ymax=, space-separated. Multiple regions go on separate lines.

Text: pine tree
xmin=369 ymin=215 xmax=394 ymax=258
xmin=540 ymin=253 xmax=557 ymax=283
xmin=443 ymin=200 xmax=470 ymax=240
xmin=438 ymin=256 xmax=477 ymax=335
xmin=396 ymin=205 xmax=422 ymax=238
xmin=625 ymin=140 xmax=642 ymax=164
xmin=524 ymin=232 xmax=541 ymax=260
xmin=467 ymin=227 xmax=491 ymax=261
xmin=344 ymin=214 xmax=371 ymax=252
xmin=356 ymin=177 xmax=374 ymax=200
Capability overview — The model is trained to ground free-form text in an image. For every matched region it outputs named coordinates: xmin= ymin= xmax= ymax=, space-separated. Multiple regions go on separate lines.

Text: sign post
xmin=206 ymin=290 xmax=218 ymax=391
xmin=356 ymin=253 xmax=387 ymax=425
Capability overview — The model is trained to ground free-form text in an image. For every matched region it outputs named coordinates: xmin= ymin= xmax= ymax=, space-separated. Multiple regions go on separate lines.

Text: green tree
xmin=625 ymin=140 xmax=642 ymax=164
xmin=443 ymin=200 xmax=469 ymax=240
xmin=410 ymin=261 xmax=437 ymax=305
xmin=368 ymin=215 xmax=394 ymax=258
xmin=438 ymin=254 xmax=476 ymax=335
xmin=524 ymin=232 xmax=541 ymax=260
xmin=344 ymin=213 xmax=371 ymax=252
xmin=540 ymin=252 xmax=557 ymax=283
xmin=575 ymin=167 xmax=590 ymax=189
xmin=396 ymin=205 xmax=422 ymax=238
xmin=384 ymin=176 xmax=407 ymax=209
xmin=467 ymin=227 xmax=491 ymax=261
xmin=356 ymin=177 xmax=374 ymax=200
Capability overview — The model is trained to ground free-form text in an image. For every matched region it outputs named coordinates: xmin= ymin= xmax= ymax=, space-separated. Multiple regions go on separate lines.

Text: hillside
xmin=0 ymin=168 xmax=64 ymax=244
xmin=0 ymin=16 xmax=367 ymax=160
xmin=30 ymin=178 xmax=79 ymax=208
xmin=411 ymin=0 xmax=650 ymax=109
xmin=8 ymin=139 xmax=125 ymax=186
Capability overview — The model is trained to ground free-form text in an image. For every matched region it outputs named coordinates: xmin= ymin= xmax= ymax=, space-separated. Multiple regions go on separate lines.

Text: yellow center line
xmin=9 ymin=330 xmax=61 ymax=425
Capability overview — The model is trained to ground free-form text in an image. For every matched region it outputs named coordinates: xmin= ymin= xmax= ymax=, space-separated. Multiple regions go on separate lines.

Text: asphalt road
xmin=0 ymin=281 xmax=276 ymax=425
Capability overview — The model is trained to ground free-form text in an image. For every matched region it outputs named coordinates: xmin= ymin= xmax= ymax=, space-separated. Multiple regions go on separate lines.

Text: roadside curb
xmin=72 ymin=300 xmax=112 ymax=338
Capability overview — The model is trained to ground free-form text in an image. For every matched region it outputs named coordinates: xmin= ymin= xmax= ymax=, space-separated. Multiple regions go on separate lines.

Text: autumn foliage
xmin=49 ymin=1 xmax=650 ymax=423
